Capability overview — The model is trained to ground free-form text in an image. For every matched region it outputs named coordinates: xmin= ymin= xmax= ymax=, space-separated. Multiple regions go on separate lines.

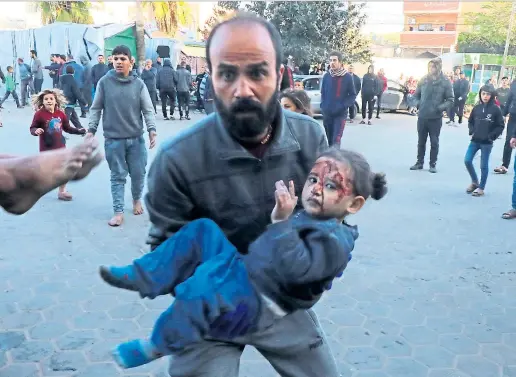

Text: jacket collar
xmin=216 ymin=108 xmax=301 ymax=160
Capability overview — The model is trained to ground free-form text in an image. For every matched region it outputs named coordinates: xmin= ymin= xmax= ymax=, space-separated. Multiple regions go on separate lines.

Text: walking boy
xmin=0 ymin=66 xmax=21 ymax=108
xmin=60 ymin=65 xmax=87 ymax=130
xmin=87 ymin=45 xmax=157 ymax=227
xmin=464 ymin=85 xmax=504 ymax=197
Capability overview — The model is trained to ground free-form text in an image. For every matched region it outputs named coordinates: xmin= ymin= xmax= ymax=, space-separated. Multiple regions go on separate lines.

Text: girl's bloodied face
xmin=301 ymin=157 xmax=364 ymax=220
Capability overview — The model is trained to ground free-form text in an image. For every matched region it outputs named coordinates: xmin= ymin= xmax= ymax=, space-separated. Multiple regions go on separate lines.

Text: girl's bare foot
xmin=0 ymin=138 xmax=101 ymax=214
xmin=108 ymin=213 xmax=124 ymax=227
xmin=133 ymin=200 xmax=144 ymax=215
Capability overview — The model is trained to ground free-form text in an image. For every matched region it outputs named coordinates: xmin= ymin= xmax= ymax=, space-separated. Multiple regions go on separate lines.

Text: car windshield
xmin=304 ymin=78 xmax=321 ymax=91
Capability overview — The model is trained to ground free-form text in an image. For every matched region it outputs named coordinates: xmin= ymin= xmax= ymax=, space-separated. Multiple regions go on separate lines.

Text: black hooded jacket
xmin=361 ymin=66 xmax=378 ymax=99
xmin=415 ymin=58 xmax=454 ymax=119
xmin=468 ymin=86 xmax=505 ymax=144
xmin=60 ymin=74 xmax=86 ymax=107
xmin=156 ymin=59 xmax=177 ymax=91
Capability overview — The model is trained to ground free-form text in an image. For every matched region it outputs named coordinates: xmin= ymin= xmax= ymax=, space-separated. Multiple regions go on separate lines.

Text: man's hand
xmin=149 ymin=130 xmax=157 ymax=149
xmin=510 ymin=137 xmax=516 ymax=149
xmin=271 ymin=180 xmax=298 ymax=223
xmin=34 ymin=128 xmax=44 ymax=135
xmin=78 ymin=128 xmax=87 ymax=135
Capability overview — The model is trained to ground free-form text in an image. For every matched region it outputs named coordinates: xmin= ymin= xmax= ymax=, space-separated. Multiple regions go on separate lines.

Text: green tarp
xmin=104 ymin=25 xmax=137 ymax=59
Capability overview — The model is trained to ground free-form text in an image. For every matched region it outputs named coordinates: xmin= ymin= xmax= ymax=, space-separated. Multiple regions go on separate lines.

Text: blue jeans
xmin=512 ymin=154 xmax=516 ymax=209
xmin=130 ymin=218 xmax=259 ymax=354
xmin=464 ymin=141 xmax=493 ymax=190
xmin=105 ymin=136 xmax=148 ymax=214
xmin=323 ymin=112 xmax=347 ymax=147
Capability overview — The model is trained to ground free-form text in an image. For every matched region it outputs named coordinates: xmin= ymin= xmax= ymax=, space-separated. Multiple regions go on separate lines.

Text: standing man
xmin=501 ymin=136 xmax=516 ymax=220
xmin=44 ymin=54 xmax=62 ymax=88
xmin=348 ymin=64 xmax=361 ymax=124
xmin=144 ymin=13 xmax=338 ymax=377
xmin=176 ymin=60 xmax=192 ymax=120
xmin=156 ymin=58 xmax=178 ymax=120
xmin=360 ymin=65 xmax=379 ymax=125
xmin=376 ymin=68 xmax=387 ymax=119
xmin=91 ymin=54 xmax=109 ymax=98
xmin=195 ymin=66 xmax=206 ymax=112
xmin=86 ymin=45 xmax=157 ymax=227
xmin=279 ymin=57 xmax=294 ymax=91
xmin=80 ymin=56 xmax=93 ymax=109
xmin=448 ymin=70 xmax=469 ymax=127
xmin=30 ymin=50 xmax=44 ymax=93
xmin=410 ymin=58 xmax=454 ymax=173
xmin=17 ymin=58 xmax=34 ymax=107
xmin=141 ymin=59 xmax=158 ymax=114
xmin=495 ymin=77 xmax=516 ymax=175
xmin=200 ymin=68 xmax=215 ymax=114
xmin=320 ymin=51 xmax=356 ymax=146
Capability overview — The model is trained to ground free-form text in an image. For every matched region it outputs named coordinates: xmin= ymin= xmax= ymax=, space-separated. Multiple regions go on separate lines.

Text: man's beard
xmin=215 ymin=92 xmax=279 ymax=142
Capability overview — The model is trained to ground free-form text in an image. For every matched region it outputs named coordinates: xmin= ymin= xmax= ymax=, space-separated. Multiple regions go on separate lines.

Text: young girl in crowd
xmin=279 ymin=88 xmax=313 ymax=117
xmin=30 ymin=89 xmax=86 ymax=201
xmin=465 ymin=85 xmax=505 ymax=197
xmin=98 ymin=148 xmax=387 ymax=369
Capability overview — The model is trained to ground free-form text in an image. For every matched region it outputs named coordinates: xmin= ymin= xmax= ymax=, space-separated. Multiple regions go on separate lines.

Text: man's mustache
xmin=231 ymin=98 xmax=263 ymax=113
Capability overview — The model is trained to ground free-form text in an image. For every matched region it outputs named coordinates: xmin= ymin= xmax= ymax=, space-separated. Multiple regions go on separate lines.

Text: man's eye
xmin=221 ymin=71 xmax=236 ymax=81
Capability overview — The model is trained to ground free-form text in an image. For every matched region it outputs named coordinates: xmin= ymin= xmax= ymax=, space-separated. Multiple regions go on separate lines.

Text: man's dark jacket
xmin=351 ymin=74 xmax=361 ymax=94
xmin=361 ymin=73 xmax=378 ymax=99
xmin=91 ymin=63 xmax=109 ymax=88
xmin=156 ymin=60 xmax=177 ymax=91
xmin=502 ymin=80 xmax=516 ymax=117
xmin=144 ymin=109 xmax=328 ymax=252
xmin=415 ymin=58 xmax=454 ymax=119
xmin=453 ymin=78 xmax=469 ymax=100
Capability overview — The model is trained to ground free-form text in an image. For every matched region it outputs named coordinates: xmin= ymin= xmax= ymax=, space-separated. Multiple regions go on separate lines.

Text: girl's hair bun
xmin=371 ymin=172 xmax=387 ymax=200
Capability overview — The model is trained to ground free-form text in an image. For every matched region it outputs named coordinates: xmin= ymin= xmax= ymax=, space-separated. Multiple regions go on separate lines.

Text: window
xmin=418 ymin=24 xmax=433 ymax=31
xmin=304 ymin=78 xmax=321 ymax=91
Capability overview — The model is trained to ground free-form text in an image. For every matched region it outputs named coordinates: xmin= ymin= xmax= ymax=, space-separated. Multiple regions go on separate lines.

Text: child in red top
xmin=30 ymin=89 xmax=86 ymax=201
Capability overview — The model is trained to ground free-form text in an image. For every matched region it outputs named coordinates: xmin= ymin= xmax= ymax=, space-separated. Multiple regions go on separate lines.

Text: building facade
xmin=400 ymin=0 xmax=485 ymax=58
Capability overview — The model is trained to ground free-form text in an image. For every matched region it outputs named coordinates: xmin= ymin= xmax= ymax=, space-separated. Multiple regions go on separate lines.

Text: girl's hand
xmin=271 ymin=180 xmax=298 ymax=223
xmin=34 ymin=128 xmax=44 ymax=135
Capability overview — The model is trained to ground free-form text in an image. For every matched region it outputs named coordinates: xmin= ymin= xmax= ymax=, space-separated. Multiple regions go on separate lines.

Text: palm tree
xmin=37 ymin=1 xmax=94 ymax=25
xmin=144 ymin=1 xmax=192 ymax=37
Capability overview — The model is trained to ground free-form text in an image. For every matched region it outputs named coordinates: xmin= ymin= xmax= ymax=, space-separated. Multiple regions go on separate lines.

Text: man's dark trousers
xmin=449 ymin=98 xmax=466 ymax=123
xmin=417 ymin=117 xmax=442 ymax=166
xmin=323 ymin=111 xmax=347 ymax=147
xmin=160 ymin=89 xmax=176 ymax=118
xmin=502 ymin=115 xmax=516 ymax=169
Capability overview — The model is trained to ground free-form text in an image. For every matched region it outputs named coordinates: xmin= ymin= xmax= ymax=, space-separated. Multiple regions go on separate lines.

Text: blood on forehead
xmin=311 ymin=159 xmax=354 ymax=201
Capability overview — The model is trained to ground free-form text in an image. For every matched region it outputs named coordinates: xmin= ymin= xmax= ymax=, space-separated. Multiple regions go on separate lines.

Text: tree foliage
xmin=144 ymin=1 xmax=192 ymax=37
xmin=457 ymin=2 xmax=516 ymax=54
xmin=200 ymin=1 xmax=371 ymax=64
xmin=37 ymin=1 xmax=94 ymax=24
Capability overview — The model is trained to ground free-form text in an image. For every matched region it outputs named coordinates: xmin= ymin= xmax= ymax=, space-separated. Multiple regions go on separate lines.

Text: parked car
xmin=294 ymin=74 xmax=360 ymax=117
xmin=379 ymin=80 xmax=412 ymax=113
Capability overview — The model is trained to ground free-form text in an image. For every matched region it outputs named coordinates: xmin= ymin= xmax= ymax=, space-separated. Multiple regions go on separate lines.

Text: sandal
xmin=466 ymin=183 xmax=478 ymax=194
xmin=58 ymin=192 xmax=73 ymax=201
xmin=471 ymin=188 xmax=484 ymax=197
xmin=494 ymin=166 xmax=508 ymax=174
xmin=502 ymin=209 xmax=516 ymax=219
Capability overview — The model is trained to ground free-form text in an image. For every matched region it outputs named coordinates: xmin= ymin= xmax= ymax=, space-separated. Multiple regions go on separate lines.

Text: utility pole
xmin=135 ymin=0 xmax=146 ymax=73
xmin=501 ymin=1 xmax=516 ymax=80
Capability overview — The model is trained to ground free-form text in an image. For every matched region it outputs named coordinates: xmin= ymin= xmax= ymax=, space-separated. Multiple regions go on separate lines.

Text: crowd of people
xmin=1 ymin=11 xmax=516 ymax=377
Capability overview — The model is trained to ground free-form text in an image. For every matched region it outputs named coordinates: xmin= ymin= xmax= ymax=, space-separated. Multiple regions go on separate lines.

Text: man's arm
xmin=87 ymin=80 xmax=104 ymax=134
xmin=140 ymin=84 xmax=156 ymax=133
xmin=437 ymin=80 xmax=454 ymax=112
xmin=489 ymin=106 xmax=505 ymax=141
xmin=145 ymin=149 xmax=195 ymax=249
xmin=505 ymin=87 xmax=514 ymax=116
xmin=414 ymin=80 xmax=422 ymax=101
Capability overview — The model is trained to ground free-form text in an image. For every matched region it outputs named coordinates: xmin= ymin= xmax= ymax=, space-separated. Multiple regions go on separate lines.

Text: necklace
xmin=260 ymin=126 xmax=273 ymax=145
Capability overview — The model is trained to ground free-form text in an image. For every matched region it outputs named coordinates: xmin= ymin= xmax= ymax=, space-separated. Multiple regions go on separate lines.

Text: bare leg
xmin=133 ymin=200 xmax=144 ymax=215
xmin=0 ymin=138 xmax=102 ymax=214
xmin=58 ymin=184 xmax=73 ymax=201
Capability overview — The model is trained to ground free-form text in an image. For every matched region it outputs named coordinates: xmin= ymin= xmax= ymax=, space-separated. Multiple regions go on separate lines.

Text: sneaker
xmin=367 ymin=120 xmax=372 ymax=125
xmin=429 ymin=165 xmax=437 ymax=173
xmin=359 ymin=120 xmax=366 ymax=124
xmin=446 ymin=120 xmax=451 ymax=124
xmin=163 ymin=116 xmax=169 ymax=120
xmin=185 ymin=115 xmax=191 ymax=120
xmin=376 ymin=116 xmax=381 ymax=119
xmin=349 ymin=119 xmax=353 ymax=123
xmin=180 ymin=116 xmax=184 ymax=120
xmin=170 ymin=115 xmax=175 ymax=120
xmin=410 ymin=163 xmax=423 ymax=170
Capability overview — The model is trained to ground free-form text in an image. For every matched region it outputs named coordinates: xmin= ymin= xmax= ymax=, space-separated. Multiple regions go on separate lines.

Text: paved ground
xmin=0 ymin=102 xmax=515 ymax=377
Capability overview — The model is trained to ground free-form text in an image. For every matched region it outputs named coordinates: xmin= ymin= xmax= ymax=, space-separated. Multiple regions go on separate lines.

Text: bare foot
xmin=58 ymin=191 xmax=73 ymax=201
xmin=133 ymin=200 xmax=144 ymax=216
xmin=0 ymin=138 xmax=101 ymax=215
xmin=108 ymin=213 xmax=124 ymax=227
